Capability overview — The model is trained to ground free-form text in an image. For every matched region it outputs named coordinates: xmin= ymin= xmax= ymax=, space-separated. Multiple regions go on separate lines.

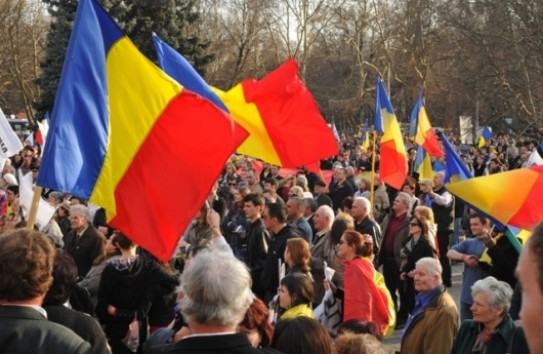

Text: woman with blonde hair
xmin=414 ymin=205 xmax=439 ymax=255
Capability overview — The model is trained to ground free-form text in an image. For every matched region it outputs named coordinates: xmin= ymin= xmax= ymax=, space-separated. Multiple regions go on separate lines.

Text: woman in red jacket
xmin=337 ymin=230 xmax=391 ymax=335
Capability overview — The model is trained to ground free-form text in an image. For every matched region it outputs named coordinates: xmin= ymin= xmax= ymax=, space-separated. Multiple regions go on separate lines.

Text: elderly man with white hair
xmin=400 ymin=257 xmax=458 ymax=354
xmin=63 ymin=205 xmax=104 ymax=278
xmin=310 ymin=204 xmax=335 ymax=259
xmin=168 ymin=249 xmax=282 ymax=354
xmin=352 ymin=197 xmax=382 ymax=253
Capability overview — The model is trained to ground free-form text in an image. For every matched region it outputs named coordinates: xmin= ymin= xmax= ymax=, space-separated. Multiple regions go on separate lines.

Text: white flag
xmin=0 ymin=108 xmax=24 ymax=157
xmin=526 ymin=148 xmax=543 ymax=167
xmin=18 ymin=170 xmax=56 ymax=231
xmin=37 ymin=118 xmax=49 ymax=150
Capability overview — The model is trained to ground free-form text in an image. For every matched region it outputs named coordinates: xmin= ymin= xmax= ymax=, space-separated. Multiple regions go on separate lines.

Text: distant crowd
xmin=1 ymin=131 xmax=543 ymax=354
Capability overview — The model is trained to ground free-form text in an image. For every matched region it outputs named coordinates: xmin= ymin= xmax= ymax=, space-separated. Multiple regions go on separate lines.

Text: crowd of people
xmin=0 ymin=131 xmax=542 ymax=354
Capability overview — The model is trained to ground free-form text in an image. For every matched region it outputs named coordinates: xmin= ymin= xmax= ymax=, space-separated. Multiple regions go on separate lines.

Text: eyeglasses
xmin=409 ymin=223 xmax=420 ymax=227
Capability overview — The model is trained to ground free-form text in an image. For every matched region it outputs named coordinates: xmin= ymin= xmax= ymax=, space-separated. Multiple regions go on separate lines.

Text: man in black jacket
xmin=352 ymin=196 xmax=382 ymax=254
xmin=260 ymin=202 xmax=300 ymax=303
xmin=63 ymin=204 xmax=105 ymax=278
xmin=243 ymin=193 xmax=271 ymax=299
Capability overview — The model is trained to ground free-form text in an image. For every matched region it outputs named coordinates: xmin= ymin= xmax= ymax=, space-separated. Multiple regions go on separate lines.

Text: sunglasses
xmin=409 ymin=222 xmax=420 ymax=227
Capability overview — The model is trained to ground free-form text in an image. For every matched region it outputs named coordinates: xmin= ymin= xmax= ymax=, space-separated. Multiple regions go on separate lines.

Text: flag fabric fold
xmin=446 ymin=165 xmax=543 ymax=231
xmin=35 ymin=114 xmax=49 ymax=149
xmin=152 ymin=34 xmax=229 ymax=113
xmin=37 ymin=0 xmax=247 ymax=261
xmin=374 ymin=77 xmax=407 ymax=190
xmin=414 ymin=145 xmax=434 ymax=181
xmin=409 ymin=92 xmax=443 ymax=157
xmin=216 ymin=59 xmax=339 ymax=168
xmin=154 ymin=41 xmax=338 ymax=168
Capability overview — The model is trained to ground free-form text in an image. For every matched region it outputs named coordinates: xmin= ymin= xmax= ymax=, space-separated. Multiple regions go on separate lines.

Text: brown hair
xmin=271 ymin=317 xmax=331 ymax=354
xmin=330 ymin=211 xmax=355 ymax=244
xmin=286 ymin=238 xmax=311 ymax=274
xmin=0 ymin=229 xmax=56 ymax=300
xmin=343 ymin=230 xmax=373 ymax=258
xmin=239 ymin=298 xmax=274 ymax=347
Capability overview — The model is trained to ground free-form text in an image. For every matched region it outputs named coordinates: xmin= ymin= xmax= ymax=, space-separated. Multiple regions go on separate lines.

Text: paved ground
xmin=383 ymin=262 xmax=463 ymax=349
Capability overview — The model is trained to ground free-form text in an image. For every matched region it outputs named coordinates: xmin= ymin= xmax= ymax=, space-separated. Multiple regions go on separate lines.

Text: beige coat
xmin=400 ymin=288 xmax=459 ymax=354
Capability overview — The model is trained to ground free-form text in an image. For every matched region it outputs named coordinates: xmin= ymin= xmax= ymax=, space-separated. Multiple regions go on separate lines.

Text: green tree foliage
xmin=35 ymin=0 xmax=213 ymax=117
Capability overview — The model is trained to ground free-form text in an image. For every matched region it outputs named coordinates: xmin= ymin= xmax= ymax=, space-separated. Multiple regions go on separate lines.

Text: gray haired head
xmin=416 ymin=257 xmax=442 ymax=277
xmin=179 ymin=248 xmax=253 ymax=327
xmin=69 ymin=204 xmax=90 ymax=222
xmin=471 ymin=276 xmax=513 ymax=317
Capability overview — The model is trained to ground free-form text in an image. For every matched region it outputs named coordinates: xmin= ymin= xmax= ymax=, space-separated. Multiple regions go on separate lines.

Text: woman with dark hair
xmin=472 ymin=155 xmax=488 ymax=177
xmin=238 ymin=298 xmax=275 ymax=348
xmin=78 ymin=232 xmax=122 ymax=307
xmin=43 ymin=250 xmax=110 ymax=354
xmin=336 ymin=230 xmax=391 ymax=335
xmin=278 ymin=273 xmax=315 ymax=320
xmin=271 ymin=317 xmax=331 ymax=354
xmin=221 ymin=187 xmax=248 ymax=259
xmin=341 ymin=196 xmax=354 ymax=216
xmin=284 ymin=238 xmax=312 ymax=277
xmin=96 ymin=233 xmax=179 ymax=354
xmin=398 ymin=215 xmax=437 ymax=324
xmin=323 ymin=212 xmax=354 ymax=292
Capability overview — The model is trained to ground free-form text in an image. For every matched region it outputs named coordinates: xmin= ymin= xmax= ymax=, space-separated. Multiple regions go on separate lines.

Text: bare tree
xmin=0 ymin=0 xmax=48 ymax=122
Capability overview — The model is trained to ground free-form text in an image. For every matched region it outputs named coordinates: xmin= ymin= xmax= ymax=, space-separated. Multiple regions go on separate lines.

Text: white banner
xmin=18 ymin=170 xmax=56 ymax=231
xmin=459 ymin=115 xmax=473 ymax=145
xmin=0 ymin=108 xmax=24 ymax=157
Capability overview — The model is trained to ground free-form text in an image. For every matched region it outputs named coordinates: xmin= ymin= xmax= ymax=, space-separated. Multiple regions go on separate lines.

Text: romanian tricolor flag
xmin=374 ymin=76 xmax=407 ymax=190
xmin=446 ymin=166 xmax=543 ymax=231
xmin=414 ymin=145 xmax=434 ymax=181
xmin=37 ymin=0 xmax=247 ymax=261
xmin=215 ymin=60 xmax=338 ymax=168
xmin=478 ymin=126 xmax=493 ymax=148
xmin=152 ymin=39 xmax=337 ymax=168
xmin=409 ymin=92 xmax=443 ymax=157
